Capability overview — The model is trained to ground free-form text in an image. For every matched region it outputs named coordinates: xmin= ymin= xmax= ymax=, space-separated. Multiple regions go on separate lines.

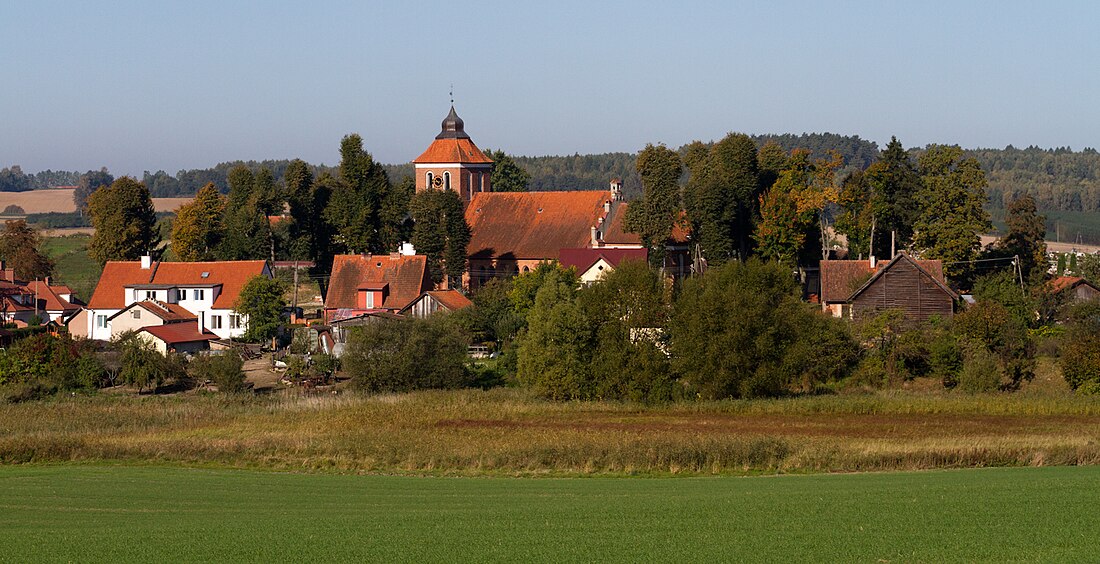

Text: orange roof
xmin=87 ymin=260 xmax=269 ymax=310
xmin=467 ymin=191 xmax=612 ymax=261
xmin=140 ymin=323 xmax=218 ymax=345
xmin=601 ymin=202 xmax=690 ymax=247
xmin=413 ymin=138 xmax=493 ymax=164
xmin=325 ymin=254 xmax=432 ymax=312
xmin=111 ymin=300 xmax=196 ymax=322
xmin=1050 ymin=276 xmax=1098 ymax=293
xmin=426 ymin=290 xmax=472 ymax=311
xmin=24 ymin=280 xmax=78 ymax=314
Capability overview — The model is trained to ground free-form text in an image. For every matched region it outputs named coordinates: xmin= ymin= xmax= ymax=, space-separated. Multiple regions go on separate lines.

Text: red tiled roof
xmin=127 ymin=300 xmax=196 ymax=322
xmin=87 ymin=260 xmax=269 ymax=310
xmin=820 ymin=256 xmax=945 ymax=303
xmin=325 ymin=254 xmax=431 ymax=312
xmin=1050 ymin=276 xmax=1098 ymax=293
xmin=466 ymin=191 xmax=612 ymax=261
xmin=426 ymin=290 xmax=472 ymax=311
xmin=601 ymin=202 xmax=690 ymax=247
xmin=24 ymin=280 xmax=77 ymax=314
xmin=559 ymin=248 xmax=648 ymax=273
xmin=413 ymin=138 xmax=493 ymax=164
xmin=139 ymin=323 xmax=218 ymax=345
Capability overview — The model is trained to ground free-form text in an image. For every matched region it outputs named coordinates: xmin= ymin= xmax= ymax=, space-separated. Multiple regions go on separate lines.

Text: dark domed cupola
xmin=436 ymin=106 xmax=470 ymax=140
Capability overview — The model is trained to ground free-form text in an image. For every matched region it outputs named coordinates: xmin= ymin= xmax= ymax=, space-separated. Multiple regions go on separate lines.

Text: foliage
xmin=864 ymin=137 xmax=923 ymax=258
xmin=343 ymin=316 xmax=471 ymax=393
xmin=997 ymin=195 xmax=1047 ymax=283
xmin=670 ymin=259 xmax=859 ymax=398
xmin=189 ymin=352 xmax=247 ymax=393
xmin=623 ymin=144 xmax=683 ymax=267
xmin=114 ymin=333 xmax=184 ymax=392
xmin=87 ymin=177 xmax=160 ymax=265
xmin=0 ymin=166 xmax=33 ymax=193
xmin=218 ymin=166 xmax=272 ymax=261
xmin=1 ymin=205 xmax=24 ymax=215
xmin=508 ymin=262 xmax=580 ymax=320
xmin=913 ymin=145 xmax=992 ymax=286
xmin=74 ymin=168 xmax=114 ymax=211
xmin=683 ymin=133 xmax=761 ymax=265
xmin=0 ymin=334 xmax=104 ymax=399
xmin=1060 ymin=300 xmax=1100 ymax=393
xmin=171 ymin=183 xmax=226 ymax=261
xmin=0 ymin=219 xmax=53 ymax=280
xmin=835 ymin=170 xmax=874 ymax=259
xmin=957 ymin=343 xmax=1003 ymax=393
xmin=515 ymin=268 xmax=591 ymax=399
xmin=235 ymin=275 xmax=287 ymax=343
xmin=953 ymin=300 xmax=1035 ymax=390
xmin=409 ymin=188 xmax=470 ymax=286
xmin=754 ymin=150 xmax=841 ymax=264
xmin=325 ymin=134 xmax=401 ymax=255
xmin=484 ymin=149 xmax=531 ymax=192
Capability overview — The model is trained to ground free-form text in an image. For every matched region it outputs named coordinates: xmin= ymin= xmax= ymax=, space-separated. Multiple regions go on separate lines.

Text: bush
xmin=343 ymin=316 xmax=471 ymax=393
xmin=1060 ymin=301 xmax=1100 ymax=391
xmin=958 ymin=343 xmax=1002 ymax=393
xmin=954 ymin=300 xmax=1035 ymax=390
xmin=190 ymin=353 xmax=247 ymax=393
xmin=2 ymin=205 xmax=24 ymax=215
xmin=114 ymin=334 xmax=185 ymax=392
xmin=0 ymin=334 xmax=105 ymax=400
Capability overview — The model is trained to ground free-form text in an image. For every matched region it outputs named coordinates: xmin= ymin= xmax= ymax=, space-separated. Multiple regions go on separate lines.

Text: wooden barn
xmin=848 ymin=253 xmax=958 ymax=322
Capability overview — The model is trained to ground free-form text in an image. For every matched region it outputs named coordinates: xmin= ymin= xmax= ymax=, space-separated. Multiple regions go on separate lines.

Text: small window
xmin=132 ymin=310 xmax=141 ymax=319
xmin=194 ymin=289 xmax=205 ymax=301
xmin=365 ymin=292 xmax=375 ymax=309
xmin=229 ymin=314 xmax=242 ymax=329
xmin=145 ymin=291 xmax=155 ymax=300
xmin=444 ymin=171 xmax=451 ymax=190
xmin=176 ymin=289 xmax=186 ymax=301
xmin=426 ymin=172 xmax=434 ymax=188
xmin=210 ymin=315 xmax=223 ymax=330
xmin=96 ymin=315 xmax=107 ymax=328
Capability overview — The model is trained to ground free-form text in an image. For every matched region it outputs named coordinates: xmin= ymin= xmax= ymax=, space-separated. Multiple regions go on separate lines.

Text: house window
xmin=132 ymin=310 xmax=141 ymax=319
xmin=210 ymin=315 xmax=223 ymax=330
xmin=364 ymin=291 xmax=375 ymax=309
xmin=194 ymin=289 xmax=205 ymax=301
xmin=176 ymin=289 xmax=187 ymax=301
xmin=96 ymin=315 xmax=107 ymax=328
xmin=229 ymin=314 xmax=242 ymax=330
xmin=145 ymin=291 xmax=155 ymax=300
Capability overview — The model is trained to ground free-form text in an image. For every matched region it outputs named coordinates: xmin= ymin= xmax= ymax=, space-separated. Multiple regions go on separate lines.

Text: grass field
xmin=1 ymin=464 xmax=1097 ymax=561
xmin=5 ymin=380 xmax=1100 ymax=475
xmin=41 ymin=234 xmax=101 ymax=300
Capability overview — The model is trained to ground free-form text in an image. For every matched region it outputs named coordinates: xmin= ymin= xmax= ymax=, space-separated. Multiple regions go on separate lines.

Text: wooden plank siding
xmin=851 ymin=258 xmax=955 ymax=322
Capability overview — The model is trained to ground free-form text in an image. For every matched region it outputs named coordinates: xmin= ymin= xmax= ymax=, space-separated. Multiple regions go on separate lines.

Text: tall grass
xmin=4 ymin=388 xmax=1100 ymax=475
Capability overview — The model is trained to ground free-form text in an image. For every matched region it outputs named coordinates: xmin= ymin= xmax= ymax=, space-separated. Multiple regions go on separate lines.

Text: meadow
xmin=4 ymin=378 xmax=1100 ymax=475
xmin=1 ymin=464 xmax=1098 ymax=562
xmin=41 ymin=234 xmax=101 ymax=300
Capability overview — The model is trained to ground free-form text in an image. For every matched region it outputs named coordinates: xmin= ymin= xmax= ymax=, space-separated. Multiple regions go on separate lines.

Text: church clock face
xmin=432 ymin=175 xmax=444 ymax=188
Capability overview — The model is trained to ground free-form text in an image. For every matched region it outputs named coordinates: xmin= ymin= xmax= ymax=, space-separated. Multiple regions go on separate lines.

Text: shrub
xmin=958 ymin=343 xmax=1002 ymax=393
xmin=0 ymin=334 xmax=105 ymax=400
xmin=190 ymin=353 xmax=247 ymax=393
xmin=114 ymin=334 xmax=185 ymax=392
xmin=954 ymin=300 xmax=1035 ymax=390
xmin=1060 ymin=300 xmax=1100 ymax=391
xmin=343 ymin=316 xmax=471 ymax=393
xmin=2 ymin=205 xmax=24 ymax=215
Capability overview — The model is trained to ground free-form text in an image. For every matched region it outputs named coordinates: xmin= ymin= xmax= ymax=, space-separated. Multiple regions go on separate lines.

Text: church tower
xmin=413 ymin=106 xmax=493 ymax=202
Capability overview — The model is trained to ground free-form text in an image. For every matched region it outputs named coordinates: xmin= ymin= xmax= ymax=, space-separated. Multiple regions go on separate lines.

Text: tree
xmin=997 ymin=195 xmax=1047 ymax=283
xmin=683 ymin=133 xmax=760 ymax=265
xmin=623 ymin=144 xmax=683 ymax=268
xmin=864 ymin=137 xmax=922 ymax=258
xmin=342 ymin=316 xmax=471 ymax=392
xmin=1061 ymin=301 xmax=1100 ymax=393
xmin=409 ymin=188 xmax=470 ymax=287
xmin=753 ymin=150 xmax=842 ymax=265
xmin=74 ymin=168 xmax=114 ymax=212
xmin=219 ymin=166 xmax=274 ymax=261
xmin=171 ymin=183 xmax=226 ymax=262
xmin=324 ymin=134 xmax=399 ymax=254
xmin=115 ymin=333 xmax=185 ymax=393
xmin=87 ymin=177 xmax=160 ymax=265
xmin=515 ymin=268 xmax=594 ymax=400
xmin=835 ymin=170 xmax=874 ymax=259
xmin=670 ymin=259 xmax=858 ymax=399
xmin=756 ymin=141 xmax=788 ymax=191
xmin=189 ymin=352 xmax=247 ymax=393
xmin=0 ymin=220 xmax=53 ymax=280
xmin=485 ymin=149 xmax=531 ymax=192
xmin=913 ymin=145 xmax=992 ymax=286
xmin=953 ymin=299 xmax=1035 ymax=390
xmin=234 ymin=275 xmax=287 ymax=343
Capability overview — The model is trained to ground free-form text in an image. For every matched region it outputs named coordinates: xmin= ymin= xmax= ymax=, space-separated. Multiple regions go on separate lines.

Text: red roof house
xmin=324 ymin=254 xmax=432 ymax=322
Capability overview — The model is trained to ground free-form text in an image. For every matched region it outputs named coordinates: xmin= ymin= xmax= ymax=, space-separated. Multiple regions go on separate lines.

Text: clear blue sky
xmin=3 ymin=1 xmax=1098 ymax=177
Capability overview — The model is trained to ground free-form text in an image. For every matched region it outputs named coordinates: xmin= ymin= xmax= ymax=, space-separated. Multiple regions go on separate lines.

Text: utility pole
xmin=292 ymin=261 xmax=299 ymax=322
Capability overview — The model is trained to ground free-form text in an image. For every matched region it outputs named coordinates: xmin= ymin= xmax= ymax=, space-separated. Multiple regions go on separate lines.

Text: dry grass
xmin=4 ymin=385 xmax=1100 ymax=476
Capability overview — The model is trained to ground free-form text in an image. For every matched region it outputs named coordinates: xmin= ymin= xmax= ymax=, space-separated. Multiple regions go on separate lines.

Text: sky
xmin=3 ymin=1 xmax=1099 ymax=177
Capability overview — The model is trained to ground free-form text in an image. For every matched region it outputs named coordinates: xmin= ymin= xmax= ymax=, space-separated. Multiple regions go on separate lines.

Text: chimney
xmin=591 ymin=226 xmax=600 ymax=246
xmin=140 ymin=255 xmax=152 ymax=270
xmin=604 ymin=200 xmax=611 ymax=213
xmin=869 ymin=255 xmax=877 ymax=270
xmin=3 ymin=268 xmax=13 ymax=283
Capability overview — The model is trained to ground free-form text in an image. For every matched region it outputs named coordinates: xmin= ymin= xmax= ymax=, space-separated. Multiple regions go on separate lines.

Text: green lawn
xmin=41 ymin=234 xmax=100 ymax=300
xmin=1 ymin=465 xmax=1097 ymax=562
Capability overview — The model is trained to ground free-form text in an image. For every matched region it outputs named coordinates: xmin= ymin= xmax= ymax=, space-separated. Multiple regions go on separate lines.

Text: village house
xmin=323 ymin=251 xmax=432 ymax=323
xmin=73 ymin=256 xmax=270 ymax=341
xmin=400 ymin=289 xmax=472 ymax=319
xmin=819 ymin=253 xmax=956 ymax=322
xmin=0 ymin=262 xmax=82 ymax=326
xmin=558 ymin=247 xmax=648 ymax=284
xmin=1049 ymin=276 xmax=1100 ymax=303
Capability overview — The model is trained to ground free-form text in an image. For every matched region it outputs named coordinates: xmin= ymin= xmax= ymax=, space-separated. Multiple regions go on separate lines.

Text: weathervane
xmin=450 ymin=84 xmax=454 ymax=106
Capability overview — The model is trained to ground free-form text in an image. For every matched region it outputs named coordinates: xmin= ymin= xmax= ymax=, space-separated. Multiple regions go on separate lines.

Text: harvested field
xmin=4 ymin=386 xmax=1100 ymax=475
xmin=0 ymin=188 xmax=190 ymax=214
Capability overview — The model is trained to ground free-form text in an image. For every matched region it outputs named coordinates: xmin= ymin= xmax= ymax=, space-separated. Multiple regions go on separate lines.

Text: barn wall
xmin=851 ymin=259 xmax=954 ymax=322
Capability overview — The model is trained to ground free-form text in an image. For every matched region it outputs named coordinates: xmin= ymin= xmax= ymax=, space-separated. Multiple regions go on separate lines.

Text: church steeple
xmin=436 ymin=106 xmax=470 ymax=140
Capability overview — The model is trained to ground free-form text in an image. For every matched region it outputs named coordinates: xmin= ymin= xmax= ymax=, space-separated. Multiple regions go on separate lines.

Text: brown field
xmin=0 ymin=188 xmax=191 ymax=214
xmin=3 ymin=360 xmax=1100 ymax=476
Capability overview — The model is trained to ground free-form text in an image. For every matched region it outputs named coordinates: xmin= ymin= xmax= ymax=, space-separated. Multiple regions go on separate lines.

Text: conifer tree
xmin=998 ymin=195 xmax=1047 ymax=283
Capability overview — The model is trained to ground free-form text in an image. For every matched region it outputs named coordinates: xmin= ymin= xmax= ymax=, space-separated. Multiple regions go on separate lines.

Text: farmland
xmin=1 ymin=464 xmax=1098 ymax=562
xmin=0 ymin=187 xmax=190 ymax=214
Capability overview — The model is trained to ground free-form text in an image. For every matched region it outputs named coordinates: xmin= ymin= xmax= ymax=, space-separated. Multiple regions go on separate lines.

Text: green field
xmin=41 ymin=234 xmax=100 ymax=300
xmin=1 ymin=465 xmax=1097 ymax=562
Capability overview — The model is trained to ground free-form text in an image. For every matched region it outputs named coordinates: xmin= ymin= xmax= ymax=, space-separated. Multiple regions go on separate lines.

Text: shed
xmin=849 ymin=253 xmax=958 ymax=322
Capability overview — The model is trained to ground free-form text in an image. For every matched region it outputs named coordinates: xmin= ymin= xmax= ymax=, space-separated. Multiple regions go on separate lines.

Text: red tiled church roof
xmin=87 ymin=260 xmax=269 ymax=310
xmin=325 ymin=254 xmax=432 ymax=312
xmin=466 ymin=191 xmax=612 ymax=261
xmin=413 ymin=138 xmax=493 ymax=164
xmin=600 ymin=202 xmax=690 ymax=247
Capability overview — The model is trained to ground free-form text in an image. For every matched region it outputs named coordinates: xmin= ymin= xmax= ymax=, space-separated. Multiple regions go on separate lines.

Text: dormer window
xmin=145 ymin=291 xmax=155 ymax=300
xmin=194 ymin=289 xmax=205 ymax=301
xmin=176 ymin=289 xmax=187 ymax=301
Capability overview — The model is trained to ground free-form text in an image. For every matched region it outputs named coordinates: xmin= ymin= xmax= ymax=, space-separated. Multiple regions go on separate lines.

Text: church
xmin=411 ymin=106 xmax=688 ymax=289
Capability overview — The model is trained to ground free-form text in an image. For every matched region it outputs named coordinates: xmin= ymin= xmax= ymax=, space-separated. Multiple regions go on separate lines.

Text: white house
xmin=80 ymin=256 xmax=270 ymax=341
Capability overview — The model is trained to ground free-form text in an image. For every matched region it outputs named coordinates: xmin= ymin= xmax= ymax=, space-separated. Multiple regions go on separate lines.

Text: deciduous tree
xmin=0 ymin=219 xmax=53 ymax=280
xmin=87 ymin=177 xmax=160 ymax=265
xmin=409 ymin=188 xmax=470 ymax=287
xmin=485 ymin=149 xmax=531 ymax=192
xmin=171 ymin=183 xmax=226 ymax=262
xmin=997 ymin=195 xmax=1047 ymax=283
xmin=624 ymin=144 xmax=683 ymax=268
xmin=74 ymin=168 xmax=114 ymax=212
xmin=913 ymin=145 xmax=992 ymax=286
xmin=235 ymin=275 xmax=287 ymax=343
